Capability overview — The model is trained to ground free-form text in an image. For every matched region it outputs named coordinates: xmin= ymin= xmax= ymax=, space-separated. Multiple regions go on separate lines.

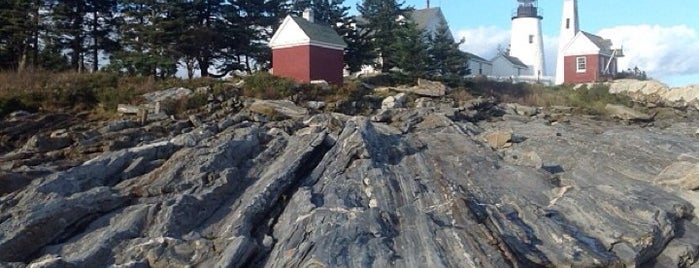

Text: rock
xmin=8 ymin=110 xmax=31 ymax=119
xmin=656 ymin=162 xmax=699 ymax=190
xmin=505 ymin=103 xmax=539 ymax=116
xmin=415 ymin=97 xmax=435 ymax=108
xmin=608 ymin=79 xmax=699 ymax=108
xmin=503 ymin=149 xmax=543 ymax=168
xmin=117 ymin=104 xmax=140 ymax=115
xmin=21 ymin=133 xmax=73 ymax=153
xmin=142 ymin=87 xmax=193 ymax=104
xmin=605 ymin=104 xmax=654 ymax=121
xmin=381 ymin=93 xmax=407 ymax=109
xmin=249 ymin=100 xmax=308 ymax=120
xmin=3 ymin=100 xmax=699 ymax=267
xmin=306 ymin=101 xmax=326 ymax=110
xmin=101 ymin=120 xmax=139 ymax=133
xmin=195 ymin=86 xmax=211 ymax=95
xmin=482 ymin=129 xmax=513 ymax=149
xmin=390 ymin=79 xmax=448 ymax=97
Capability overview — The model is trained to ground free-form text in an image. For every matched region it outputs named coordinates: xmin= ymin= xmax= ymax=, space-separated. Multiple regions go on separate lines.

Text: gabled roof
xmin=355 ymin=7 xmax=451 ymax=38
xmin=290 ymin=17 xmax=347 ymax=47
xmin=409 ymin=7 xmax=442 ymax=32
xmin=269 ymin=15 xmax=347 ymax=50
xmin=464 ymin=52 xmax=489 ymax=63
xmin=497 ymin=54 xmax=528 ymax=68
xmin=580 ymin=31 xmax=612 ymax=50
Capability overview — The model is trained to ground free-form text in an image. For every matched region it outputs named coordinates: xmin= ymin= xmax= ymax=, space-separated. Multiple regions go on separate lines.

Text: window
xmin=566 ymin=19 xmax=570 ymax=29
xmin=576 ymin=56 xmax=587 ymax=72
xmin=529 ymin=35 xmax=534 ymax=44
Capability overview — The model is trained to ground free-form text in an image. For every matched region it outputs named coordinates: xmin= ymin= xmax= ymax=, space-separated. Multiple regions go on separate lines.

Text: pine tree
xmin=389 ymin=21 xmax=429 ymax=78
xmin=108 ymin=0 xmax=178 ymax=77
xmin=427 ymin=21 xmax=469 ymax=79
xmin=357 ymin=0 xmax=408 ymax=72
xmin=0 ymin=0 xmax=45 ymax=71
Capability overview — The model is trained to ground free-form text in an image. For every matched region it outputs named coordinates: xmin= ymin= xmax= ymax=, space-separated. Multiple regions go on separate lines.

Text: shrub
xmin=242 ymin=72 xmax=296 ymax=99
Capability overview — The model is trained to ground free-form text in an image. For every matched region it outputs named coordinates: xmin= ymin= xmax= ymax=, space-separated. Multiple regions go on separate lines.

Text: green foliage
xmin=388 ymin=21 xmax=430 ymax=78
xmin=428 ymin=21 xmax=470 ymax=79
xmin=358 ymin=0 xmax=409 ymax=72
xmin=242 ymin=72 xmax=297 ymax=99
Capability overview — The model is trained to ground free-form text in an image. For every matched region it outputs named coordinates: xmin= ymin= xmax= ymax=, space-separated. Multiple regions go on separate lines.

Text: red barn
xmin=560 ymin=31 xmax=623 ymax=84
xmin=269 ymin=9 xmax=347 ymax=86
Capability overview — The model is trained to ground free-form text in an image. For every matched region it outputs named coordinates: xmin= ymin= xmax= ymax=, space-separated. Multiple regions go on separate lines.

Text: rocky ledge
xmin=1 ymin=91 xmax=699 ymax=267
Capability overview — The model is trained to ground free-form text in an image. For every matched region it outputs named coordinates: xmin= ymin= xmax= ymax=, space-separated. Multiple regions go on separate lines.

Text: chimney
xmin=427 ymin=0 xmax=430 ymax=8
xmin=302 ymin=8 xmax=314 ymax=23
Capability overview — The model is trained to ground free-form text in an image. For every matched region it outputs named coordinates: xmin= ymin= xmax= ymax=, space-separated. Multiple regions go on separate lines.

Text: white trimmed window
xmin=576 ymin=56 xmax=586 ymax=72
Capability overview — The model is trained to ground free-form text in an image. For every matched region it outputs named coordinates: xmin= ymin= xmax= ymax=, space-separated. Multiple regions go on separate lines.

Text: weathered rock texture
xmin=2 ymin=96 xmax=699 ymax=267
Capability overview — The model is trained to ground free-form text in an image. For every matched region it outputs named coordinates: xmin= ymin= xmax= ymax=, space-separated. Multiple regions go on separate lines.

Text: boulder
xmin=415 ymin=97 xmax=435 ymax=108
xmin=656 ymin=162 xmax=699 ymax=190
xmin=117 ymin=104 xmax=140 ymax=115
xmin=381 ymin=93 xmax=407 ymax=109
xmin=482 ymin=129 xmax=513 ymax=149
xmin=142 ymin=87 xmax=192 ymax=104
xmin=605 ymin=104 xmax=653 ymax=121
xmin=21 ymin=133 xmax=73 ymax=153
xmin=505 ymin=103 xmax=539 ymax=117
xmin=306 ymin=101 xmax=326 ymax=110
xmin=249 ymin=100 xmax=309 ymax=120
xmin=391 ymin=79 xmax=448 ymax=97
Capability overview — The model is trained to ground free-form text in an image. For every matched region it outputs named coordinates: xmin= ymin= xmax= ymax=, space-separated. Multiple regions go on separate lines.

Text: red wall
xmin=272 ymin=45 xmax=345 ymax=86
xmin=309 ymin=46 xmax=345 ymax=86
xmin=273 ymin=46 xmax=311 ymax=83
xmin=564 ymin=54 xmax=600 ymax=84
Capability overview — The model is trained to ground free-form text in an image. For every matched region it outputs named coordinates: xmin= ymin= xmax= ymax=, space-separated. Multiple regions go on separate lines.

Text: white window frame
xmin=576 ymin=56 xmax=587 ymax=73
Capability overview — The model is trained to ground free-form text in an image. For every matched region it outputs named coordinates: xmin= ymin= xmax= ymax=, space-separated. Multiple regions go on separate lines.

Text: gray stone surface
xmin=1 ymin=100 xmax=699 ymax=267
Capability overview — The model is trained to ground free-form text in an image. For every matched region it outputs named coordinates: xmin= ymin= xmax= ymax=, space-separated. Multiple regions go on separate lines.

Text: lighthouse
xmin=509 ymin=0 xmax=546 ymax=78
xmin=555 ymin=0 xmax=579 ymax=84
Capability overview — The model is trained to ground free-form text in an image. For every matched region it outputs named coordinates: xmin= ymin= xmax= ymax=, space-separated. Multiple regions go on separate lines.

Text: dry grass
xmin=0 ymin=71 xmax=224 ymax=118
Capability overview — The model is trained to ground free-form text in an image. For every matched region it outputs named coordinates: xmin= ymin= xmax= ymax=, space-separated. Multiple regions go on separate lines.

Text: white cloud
xmin=597 ymin=24 xmax=699 ymax=79
xmin=456 ymin=26 xmax=510 ymax=59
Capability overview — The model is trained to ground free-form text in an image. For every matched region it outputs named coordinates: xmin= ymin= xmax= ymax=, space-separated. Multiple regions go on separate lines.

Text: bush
xmin=0 ymin=96 xmax=34 ymax=118
xmin=242 ymin=72 xmax=296 ymax=99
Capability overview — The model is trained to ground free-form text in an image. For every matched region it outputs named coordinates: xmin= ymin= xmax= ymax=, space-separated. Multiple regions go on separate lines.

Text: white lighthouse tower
xmin=555 ymin=0 xmax=579 ymax=84
xmin=509 ymin=0 xmax=546 ymax=79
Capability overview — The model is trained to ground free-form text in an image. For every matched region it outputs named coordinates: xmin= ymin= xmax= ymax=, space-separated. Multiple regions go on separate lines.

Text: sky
xmin=349 ymin=0 xmax=699 ymax=87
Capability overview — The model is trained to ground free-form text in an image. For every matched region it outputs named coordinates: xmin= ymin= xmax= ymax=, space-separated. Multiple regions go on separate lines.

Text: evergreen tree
xmin=342 ymin=17 xmax=375 ymax=73
xmin=0 ymin=0 xmax=45 ymax=71
xmin=427 ymin=21 xmax=469 ymax=79
xmin=108 ymin=0 xmax=178 ymax=78
xmin=389 ymin=21 xmax=429 ymax=77
xmin=357 ymin=0 xmax=408 ymax=72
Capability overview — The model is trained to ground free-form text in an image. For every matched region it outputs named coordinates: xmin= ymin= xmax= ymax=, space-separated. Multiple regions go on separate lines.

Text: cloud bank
xmin=455 ymin=24 xmax=699 ymax=83
xmin=597 ymin=24 xmax=699 ymax=79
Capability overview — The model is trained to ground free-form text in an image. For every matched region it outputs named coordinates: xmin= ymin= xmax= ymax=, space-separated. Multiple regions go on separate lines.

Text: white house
xmin=490 ymin=54 xmax=528 ymax=78
xmin=464 ymin=52 xmax=492 ymax=76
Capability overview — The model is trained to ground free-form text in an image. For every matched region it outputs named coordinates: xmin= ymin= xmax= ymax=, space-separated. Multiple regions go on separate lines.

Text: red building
xmin=269 ymin=9 xmax=347 ymax=85
xmin=560 ymin=31 xmax=623 ymax=84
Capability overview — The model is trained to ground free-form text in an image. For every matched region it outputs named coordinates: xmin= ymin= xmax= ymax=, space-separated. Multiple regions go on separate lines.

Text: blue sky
xmin=349 ymin=0 xmax=699 ymax=87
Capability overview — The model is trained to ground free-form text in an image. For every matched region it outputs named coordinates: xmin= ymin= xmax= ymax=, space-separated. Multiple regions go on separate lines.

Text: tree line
xmin=0 ymin=0 xmax=468 ymax=79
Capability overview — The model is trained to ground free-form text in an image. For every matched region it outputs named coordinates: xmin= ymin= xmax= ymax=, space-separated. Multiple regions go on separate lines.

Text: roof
xmin=290 ymin=17 xmax=347 ymax=48
xmin=464 ymin=52 xmax=489 ymax=63
xmin=500 ymin=54 xmax=528 ymax=68
xmin=408 ymin=7 xmax=443 ymax=32
xmin=580 ymin=31 xmax=612 ymax=50
xmin=355 ymin=7 xmax=449 ymax=35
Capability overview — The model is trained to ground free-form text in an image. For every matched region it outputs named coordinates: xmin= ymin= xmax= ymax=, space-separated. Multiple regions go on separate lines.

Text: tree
xmin=427 ymin=21 xmax=469 ymax=79
xmin=342 ymin=17 xmax=375 ymax=73
xmin=357 ymin=0 xmax=409 ymax=72
xmin=0 ymin=0 xmax=45 ymax=71
xmin=108 ymin=0 xmax=178 ymax=78
xmin=388 ymin=21 xmax=429 ymax=78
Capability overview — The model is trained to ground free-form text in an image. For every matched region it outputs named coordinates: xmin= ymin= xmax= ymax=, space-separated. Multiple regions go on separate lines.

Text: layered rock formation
xmin=1 ymin=90 xmax=699 ymax=267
